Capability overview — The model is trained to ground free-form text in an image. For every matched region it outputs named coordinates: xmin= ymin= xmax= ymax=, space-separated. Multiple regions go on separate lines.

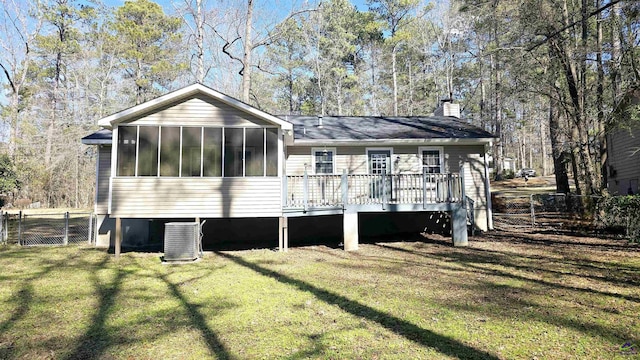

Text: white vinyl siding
xmin=95 ymin=145 xmax=111 ymax=214
xmin=124 ymin=95 xmax=271 ymax=127
xmin=110 ymin=177 xmax=282 ymax=218
xmin=446 ymin=145 xmax=486 ymax=205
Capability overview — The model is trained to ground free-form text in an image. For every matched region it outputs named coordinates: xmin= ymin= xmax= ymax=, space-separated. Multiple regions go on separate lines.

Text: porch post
xmin=451 ymin=204 xmax=468 ymax=247
xmin=341 ymin=169 xmax=348 ymax=207
xmin=382 ymin=169 xmax=388 ymax=210
xmin=459 ymin=164 xmax=466 ymax=202
xmin=278 ymin=216 xmax=288 ymax=252
xmin=303 ymin=168 xmax=309 ymax=212
xmin=422 ymin=167 xmax=427 ymax=208
xmin=115 ymin=217 xmax=122 ymax=258
xmin=343 ymin=211 xmax=359 ymax=251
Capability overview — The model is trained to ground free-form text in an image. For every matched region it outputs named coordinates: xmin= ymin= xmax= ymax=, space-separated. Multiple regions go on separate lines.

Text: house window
xmin=117 ymin=126 xmax=137 ymax=176
xmin=203 ymin=128 xmax=222 ymax=177
xmin=181 ymin=127 xmax=202 ymax=177
xmin=313 ymin=148 xmax=335 ymax=174
xmin=224 ymin=128 xmax=244 ymax=177
xmin=160 ymin=127 xmax=180 ymax=176
xmin=266 ymin=128 xmax=278 ymax=176
xmin=420 ymin=147 xmax=443 ymax=174
xmin=138 ymin=126 xmax=159 ymax=176
xmin=116 ymin=125 xmax=278 ymax=177
xmin=245 ymin=128 xmax=264 ymax=176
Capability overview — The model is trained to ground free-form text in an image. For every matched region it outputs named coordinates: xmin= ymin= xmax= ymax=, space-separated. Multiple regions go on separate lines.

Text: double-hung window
xmin=420 ymin=147 xmax=443 ymax=174
xmin=312 ymin=148 xmax=335 ymax=174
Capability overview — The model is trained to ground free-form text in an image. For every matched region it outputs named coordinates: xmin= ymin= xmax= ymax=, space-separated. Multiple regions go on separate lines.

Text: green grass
xmin=1 ymin=232 xmax=639 ymax=359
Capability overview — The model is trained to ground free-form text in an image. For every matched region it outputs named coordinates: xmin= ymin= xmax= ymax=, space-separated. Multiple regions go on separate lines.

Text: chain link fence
xmin=492 ymin=193 xmax=601 ymax=231
xmin=530 ymin=193 xmax=599 ymax=229
xmin=492 ymin=195 xmax=533 ymax=229
xmin=0 ymin=211 xmax=94 ymax=246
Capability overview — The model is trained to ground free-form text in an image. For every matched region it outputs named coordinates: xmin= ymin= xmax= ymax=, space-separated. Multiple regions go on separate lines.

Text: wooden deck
xmin=279 ymin=170 xmax=471 ymax=250
xmin=283 ymin=170 xmax=465 ymax=215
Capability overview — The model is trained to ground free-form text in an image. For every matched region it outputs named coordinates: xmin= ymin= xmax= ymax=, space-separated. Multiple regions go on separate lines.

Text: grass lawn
xmin=1 ymin=231 xmax=639 ymax=359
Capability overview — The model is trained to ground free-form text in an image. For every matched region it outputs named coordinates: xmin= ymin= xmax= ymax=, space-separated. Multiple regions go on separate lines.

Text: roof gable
xmin=97 ymin=83 xmax=292 ymax=131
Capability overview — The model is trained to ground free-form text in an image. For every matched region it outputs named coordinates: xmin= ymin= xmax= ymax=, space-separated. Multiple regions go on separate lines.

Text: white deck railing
xmin=284 ymin=170 xmax=463 ymax=210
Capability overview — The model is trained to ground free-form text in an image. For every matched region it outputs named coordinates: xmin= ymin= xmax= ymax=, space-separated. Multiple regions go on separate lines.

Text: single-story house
xmin=82 ymin=83 xmax=495 ymax=255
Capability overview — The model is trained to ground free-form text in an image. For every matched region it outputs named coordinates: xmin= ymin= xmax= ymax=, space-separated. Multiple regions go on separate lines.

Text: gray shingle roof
xmin=280 ymin=115 xmax=494 ymax=141
xmin=81 ymin=129 xmax=112 ymax=144
xmin=81 ymin=115 xmax=494 ymax=145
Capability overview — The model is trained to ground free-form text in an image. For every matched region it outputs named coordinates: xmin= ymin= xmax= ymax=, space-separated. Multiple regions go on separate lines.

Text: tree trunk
xmin=370 ymin=44 xmax=379 ymax=115
xmin=493 ymin=55 xmax=504 ymax=179
xmin=391 ymin=44 xmax=398 ymax=116
xmin=136 ymin=58 xmax=144 ymax=105
xmin=596 ymin=0 xmax=606 ymax=190
xmin=554 ymin=0 xmax=598 ymax=194
xmin=241 ymin=0 xmax=254 ymax=103
xmin=549 ymin=97 xmax=570 ymax=193
xmin=196 ymin=0 xmax=205 ymax=83
xmin=540 ymin=104 xmax=548 ymax=176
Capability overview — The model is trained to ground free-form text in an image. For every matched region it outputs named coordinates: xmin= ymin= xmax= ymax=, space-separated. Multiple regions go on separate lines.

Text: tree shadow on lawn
xmin=155 ymin=269 xmax=232 ymax=359
xmin=373 ymin=241 xmax=640 ymax=345
xmin=0 ymin=249 xmax=74 ymax=359
xmin=217 ymin=251 xmax=501 ymax=360
xmin=64 ymin=256 xmax=233 ymax=360
xmin=64 ymin=256 xmax=126 ymax=360
xmin=376 ymin=240 xmax=640 ymax=303
xmin=477 ymin=229 xmax=640 ymax=252
xmin=473 ymin=231 xmax=640 ymax=275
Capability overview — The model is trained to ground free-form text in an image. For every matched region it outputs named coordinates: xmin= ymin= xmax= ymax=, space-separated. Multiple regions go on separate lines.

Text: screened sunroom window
xmin=116 ymin=125 xmax=278 ymax=177
xmin=117 ymin=126 xmax=137 ymax=176
xmin=265 ymin=128 xmax=278 ymax=176
xmin=224 ymin=128 xmax=244 ymax=177
xmin=203 ymin=128 xmax=222 ymax=177
xmin=182 ymin=127 xmax=202 ymax=177
xmin=138 ymin=126 xmax=158 ymax=176
xmin=160 ymin=127 xmax=180 ymax=176
xmin=245 ymin=128 xmax=264 ymax=176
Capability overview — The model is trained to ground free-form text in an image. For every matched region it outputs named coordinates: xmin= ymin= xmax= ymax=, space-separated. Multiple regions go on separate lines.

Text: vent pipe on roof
xmin=317 ymin=115 xmax=323 ymax=128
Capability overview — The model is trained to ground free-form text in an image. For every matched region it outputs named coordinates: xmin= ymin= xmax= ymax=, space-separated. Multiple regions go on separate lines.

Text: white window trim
xmin=311 ymin=147 xmax=337 ymax=174
xmin=418 ymin=146 xmax=444 ymax=173
xmin=366 ymin=147 xmax=394 ymax=174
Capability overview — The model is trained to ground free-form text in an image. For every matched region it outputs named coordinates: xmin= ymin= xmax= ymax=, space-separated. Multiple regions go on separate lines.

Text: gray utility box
xmin=164 ymin=222 xmax=200 ymax=261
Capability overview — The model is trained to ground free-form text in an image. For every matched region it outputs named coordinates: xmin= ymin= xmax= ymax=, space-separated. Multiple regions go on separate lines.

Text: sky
xmin=101 ymin=0 xmax=371 ymax=14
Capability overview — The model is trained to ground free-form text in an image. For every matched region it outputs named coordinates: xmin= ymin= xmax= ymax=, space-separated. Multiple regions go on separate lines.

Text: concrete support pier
xmin=279 ymin=217 xmax=289 ymax=252
xmin=115 ymin=217 xmax=122 ymax=258
xmin=451 ymin=205 xmax=468 ymax=247
xmin=343 ymin=212 xmax=359 ymax=251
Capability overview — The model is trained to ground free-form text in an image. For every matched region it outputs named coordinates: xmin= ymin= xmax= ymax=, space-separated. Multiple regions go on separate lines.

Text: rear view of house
xmin=82 ymin=84 xmax=495 ymax=255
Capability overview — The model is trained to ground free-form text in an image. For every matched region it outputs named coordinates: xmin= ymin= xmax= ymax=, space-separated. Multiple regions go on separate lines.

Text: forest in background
xmin=0 ymin=0 xmax=638 ymax=208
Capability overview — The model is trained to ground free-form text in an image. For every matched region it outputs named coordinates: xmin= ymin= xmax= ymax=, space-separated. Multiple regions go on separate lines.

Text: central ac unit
xmin=164 ymin=222 xmax=200 ymax=262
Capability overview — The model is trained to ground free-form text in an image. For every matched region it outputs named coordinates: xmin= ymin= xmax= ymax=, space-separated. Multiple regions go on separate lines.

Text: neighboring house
xmin=607 ymin=124 xmax=640 ymax=195
xmin=486 ymin=156 xmax=516 ymax=175
xmin=82 ymin=83 xmax=495 ymax=255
